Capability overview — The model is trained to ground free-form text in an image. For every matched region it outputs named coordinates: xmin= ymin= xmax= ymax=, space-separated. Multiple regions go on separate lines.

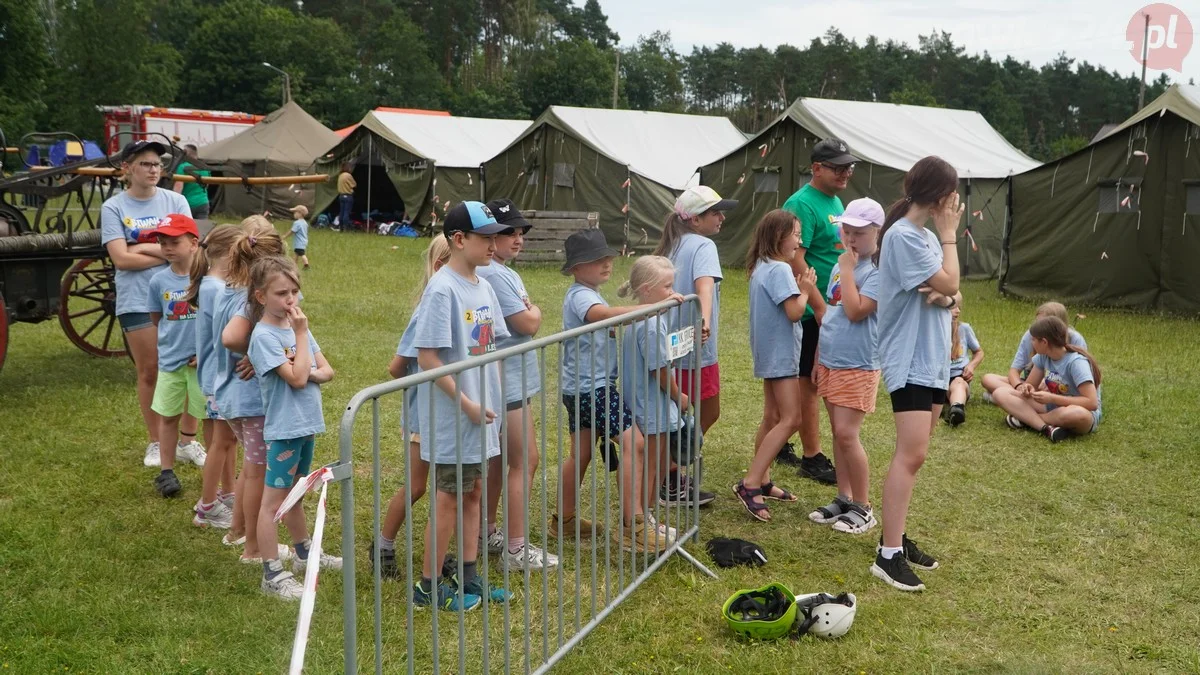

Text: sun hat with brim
xmin=675 ymin=185 xmax=737 ymax=220
xmin=832 ymin=198 xmax=885 ymax=228
xmin=561 ymin=228 xmax=618 ymax=273
xmin=486 ymin=198 xmax=532 ymax=233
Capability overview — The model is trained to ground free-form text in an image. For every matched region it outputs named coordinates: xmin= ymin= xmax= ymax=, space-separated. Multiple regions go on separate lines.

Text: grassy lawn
xmin=2 ymin=229 xmax=1199 ymax=673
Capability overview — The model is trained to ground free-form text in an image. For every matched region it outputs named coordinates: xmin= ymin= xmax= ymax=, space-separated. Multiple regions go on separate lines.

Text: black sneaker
xmin=880 ymin=534 xmax=939 ymax=570
xmin=870 ymin=551 xmax=925 ymax=591
xmin=368 ymin=541 xmax=399 ymax=579
xmin=1044 ymin=425 xmax=1071 ymax=443
xmin=659 ymin=474 xmax=716 ymax=507
xmin=947 ymin=404 xmax=966 ymax=426
xmin=798 ymin=452 xmax=837 ymax=485
xmin=154 ymin=471 xmax=181 ymax=498
xmin=775 ymin=442 xmax=803 ymax=468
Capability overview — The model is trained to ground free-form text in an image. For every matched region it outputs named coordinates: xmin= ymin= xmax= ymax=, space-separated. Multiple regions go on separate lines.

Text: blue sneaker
xmin=461 ymin=575 xmax=512 ymax=604
xmin=412 ymin=582 xmax=481 ymax=611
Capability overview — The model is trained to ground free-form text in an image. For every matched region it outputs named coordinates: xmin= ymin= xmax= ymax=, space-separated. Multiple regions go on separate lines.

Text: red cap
xmin=154 ymin=213 xmax=199 ymax=238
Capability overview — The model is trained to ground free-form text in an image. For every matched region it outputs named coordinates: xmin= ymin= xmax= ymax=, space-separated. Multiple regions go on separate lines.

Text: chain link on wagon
xmin=335 ymin=294 xmax=716 ymax=674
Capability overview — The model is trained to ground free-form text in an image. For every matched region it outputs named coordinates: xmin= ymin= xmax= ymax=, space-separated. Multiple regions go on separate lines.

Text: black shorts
xmin=294 ymin=248 xmax=306 ymax=255
xmin=889 ymin=383 xmax=948 ymax=413
xmin=798 ymin=317 xmax=819 ymax=378
xmin=505 ymin=397 xmax=532 ymax=412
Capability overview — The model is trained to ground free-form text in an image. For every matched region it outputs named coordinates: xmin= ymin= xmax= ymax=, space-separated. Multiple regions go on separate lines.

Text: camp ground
xmin=315 ymin=110 xmax=532 ymax=227
xmin=700 ymin=98 xmax=1041 ymax=274
xmin=1003 ymin=84 xmax=1200 ymax=314
xmin=198 ymin=100 xmax=341 ymax=218
xmin=483 ymin=106 xmax=748 ymax=250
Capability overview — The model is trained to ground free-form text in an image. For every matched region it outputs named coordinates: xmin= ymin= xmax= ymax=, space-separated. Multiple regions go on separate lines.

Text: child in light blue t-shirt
xmin=287 ymin=205 xmax=310 ymax=269
xmin=146 ymin=216 xmax=208 ymax=499
xmin=981 ymin=301 xmax=1087 ymax=398
xmin=738 ymin=209 xmax=815 ymax=524
xmin=945 ymin=304 xmax=984 ymax=427
xmin=245 ymin=256 xmax=339 ymax=601
xmin=991 ymin=315 xmax=1102 ymax=443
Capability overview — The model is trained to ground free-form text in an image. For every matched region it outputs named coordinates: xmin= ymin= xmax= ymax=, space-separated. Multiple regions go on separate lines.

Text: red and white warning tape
xmin=276 ymin=466 xmax=336 ymax=675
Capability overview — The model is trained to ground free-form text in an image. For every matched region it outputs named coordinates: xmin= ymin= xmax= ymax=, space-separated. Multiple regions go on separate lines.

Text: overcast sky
xmin=597 ymin=0 xmax=1198 ymax=83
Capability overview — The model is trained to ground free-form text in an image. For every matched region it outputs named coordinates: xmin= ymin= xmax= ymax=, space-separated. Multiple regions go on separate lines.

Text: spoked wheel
xmin=0 ymin=292 xmax=8 ymax=374
xmin=58 ymin=257 xmax=128 ymax=360
xmin=0 ymin=202 xmax=31 ymax=237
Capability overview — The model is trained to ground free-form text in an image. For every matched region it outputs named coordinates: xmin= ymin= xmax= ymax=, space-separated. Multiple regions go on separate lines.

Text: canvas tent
xmin=700 ymin=98 xmax=1040 ymax=273
xmin=315 ymin=111 xmax=530 ymax=227
xmin=197 ymin=100 xmax=340 ymax=217
xmin=1002 ymin=85 xmax=1200 ymax=314
xmin=483 ymin=106 xmax=747 ymax=249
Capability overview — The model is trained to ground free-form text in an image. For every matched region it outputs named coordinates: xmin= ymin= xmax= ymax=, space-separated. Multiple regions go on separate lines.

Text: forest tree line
xmin=0 ymin=0 xmax=1179 ymax=161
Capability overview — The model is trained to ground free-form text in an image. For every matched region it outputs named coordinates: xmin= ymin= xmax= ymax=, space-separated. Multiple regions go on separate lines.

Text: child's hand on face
xmin=838 ymin=248 xmax=859 ymax=269
xmin=289 ymin=305 xmax=308 ymax=333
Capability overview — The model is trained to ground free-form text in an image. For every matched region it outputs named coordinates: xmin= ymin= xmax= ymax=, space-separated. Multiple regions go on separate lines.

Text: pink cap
xmin=833 ymin=198 xmax=884 ymax=228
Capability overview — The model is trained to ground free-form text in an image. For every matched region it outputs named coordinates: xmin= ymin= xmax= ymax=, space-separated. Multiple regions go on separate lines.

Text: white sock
xmin=881 ymin=545 xmax=904 ymax=560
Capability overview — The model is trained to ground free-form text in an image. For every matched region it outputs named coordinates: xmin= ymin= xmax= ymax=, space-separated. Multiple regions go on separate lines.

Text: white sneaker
xmin=223 ymin=533 xmax=246 ymax=547
xmin=646 ymin=514 xmax=677 ymax=544
xmin=176 ymin=440 xmax=207 ymax=467
xmin=217 ymin=491 xmax=236 ymax=508
xmin=240 ymin=544 xmax=293 ymax=564
xmin=982 ymin=391 xmax=995 ymax=405
xmin=143 ymin=442 xmax=161 ymax=468
xmin=293 ymin=549 xmax=343 ymax=575
xmin=504 ymin=543 xmax=559 ymax=571
xmin=485 ymin=529 xmax=506 ymax=556
xmin=261 ymin=569 xmax=304 ymax=601
xmin=192 ymin=500 xmax=234 ymax=529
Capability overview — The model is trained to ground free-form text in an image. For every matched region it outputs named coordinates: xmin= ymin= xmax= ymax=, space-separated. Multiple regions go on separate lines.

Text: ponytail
xmin=652 ymin=212 xmax=693 ymax=257
xmin=873 ymin=156 xmax=959 ymax=267
xmin=415 ymin=235 xmax=451 ymax=303
xmin=872 ymin=197 xmax=910 ymax=267
xmin=185 ymin=224 xmax=240 ymax=308
xmin=1066 ymin=345 xmax=1103 ymax=388
xmin=228 ymin=217 xmax=284 ymax=288
xmin=1030 ymin=315 xmax=1102 ymax=388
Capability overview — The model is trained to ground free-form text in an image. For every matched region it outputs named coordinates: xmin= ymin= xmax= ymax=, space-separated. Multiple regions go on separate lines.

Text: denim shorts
xmin=118 ymin=312 xmax=154 ymax=333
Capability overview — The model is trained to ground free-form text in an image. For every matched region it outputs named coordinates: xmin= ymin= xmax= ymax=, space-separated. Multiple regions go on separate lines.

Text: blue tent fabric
xmin=48 ymin=140 xmax=104 ymax=167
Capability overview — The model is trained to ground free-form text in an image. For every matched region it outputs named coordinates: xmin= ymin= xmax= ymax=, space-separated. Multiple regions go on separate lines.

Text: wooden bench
xmin=516 ymin=210 xmax=598 ymax=265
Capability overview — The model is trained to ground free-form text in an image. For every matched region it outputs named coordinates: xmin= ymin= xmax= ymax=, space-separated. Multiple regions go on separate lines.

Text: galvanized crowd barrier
xmin=337 ymin=295 xmax=716 ymax=674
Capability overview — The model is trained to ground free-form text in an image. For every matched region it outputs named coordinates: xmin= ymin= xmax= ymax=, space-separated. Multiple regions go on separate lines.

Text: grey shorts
xmin=434 ymin=462 xmax=482 ymax=494
xmin=118 ymin=312 xmax=153 ymax=333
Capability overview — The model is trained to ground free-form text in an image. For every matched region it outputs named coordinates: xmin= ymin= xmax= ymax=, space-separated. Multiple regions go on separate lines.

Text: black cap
xmin=485 ymin=198 xmax=532 ymax=233
xmin=561 ymin=228 xmax=618 ymax=273
xmin=811 ymin=138 xmax=858 ymax=166
xmin=442 ymin=200 xmax=508 ymax=237
xmin=121 ymin=140 xmax=168 ymax=162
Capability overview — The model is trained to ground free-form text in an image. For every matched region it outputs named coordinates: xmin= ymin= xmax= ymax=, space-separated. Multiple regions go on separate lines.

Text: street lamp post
xmin=261 ymin=62 xmax=292 ymax=106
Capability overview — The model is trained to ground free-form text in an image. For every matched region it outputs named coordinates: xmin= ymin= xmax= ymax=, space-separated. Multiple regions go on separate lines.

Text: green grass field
xmin=2 ymin=229 xmax=1199 ymax=674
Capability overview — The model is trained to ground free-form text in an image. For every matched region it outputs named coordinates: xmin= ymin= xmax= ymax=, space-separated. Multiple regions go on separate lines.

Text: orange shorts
xmin=815 ymin=363 xmax=880 ymax=413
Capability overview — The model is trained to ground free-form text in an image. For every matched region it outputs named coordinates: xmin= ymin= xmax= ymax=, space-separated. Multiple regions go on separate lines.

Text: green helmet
xmin=721 ymin=582 xmax=797 ymax=640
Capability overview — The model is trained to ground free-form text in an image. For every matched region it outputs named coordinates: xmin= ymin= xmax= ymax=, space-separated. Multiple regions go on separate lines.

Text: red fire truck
xmin=99 ymin=106 xmax=263 ymax=153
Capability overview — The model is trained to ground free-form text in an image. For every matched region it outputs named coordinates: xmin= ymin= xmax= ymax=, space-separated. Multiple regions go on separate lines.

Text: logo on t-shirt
xmin=1044 ymin=373 xmax=1070 ymax=395
xmin=828 ymin=272 xmax=842 ymax=306
xmin=124 ymin=215 xmax=162 ymax=244
xmin=467 ymin=305 xmax=497 ymax=356
xmin=161 ymin=289 xmax=194 ymax=321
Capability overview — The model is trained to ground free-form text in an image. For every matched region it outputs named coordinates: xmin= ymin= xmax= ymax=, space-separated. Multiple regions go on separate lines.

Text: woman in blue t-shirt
xmin=871 ymin=156 xmax=963 ymax=593
xmin=991 ymin=316 xmax=1102 ymax=442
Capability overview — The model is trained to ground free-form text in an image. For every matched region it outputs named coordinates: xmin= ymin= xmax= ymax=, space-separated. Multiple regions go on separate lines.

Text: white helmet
xmin=793 ymin=592 xmax=856 ymax=638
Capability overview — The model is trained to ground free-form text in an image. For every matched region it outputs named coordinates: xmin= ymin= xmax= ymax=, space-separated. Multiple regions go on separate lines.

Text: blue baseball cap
xmin=443 ymin=201 xmax=508 ymax=236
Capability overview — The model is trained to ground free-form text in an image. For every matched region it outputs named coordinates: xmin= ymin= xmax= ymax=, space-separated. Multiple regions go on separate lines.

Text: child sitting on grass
xmin=945 ymin=303 xmax=984 ymax=426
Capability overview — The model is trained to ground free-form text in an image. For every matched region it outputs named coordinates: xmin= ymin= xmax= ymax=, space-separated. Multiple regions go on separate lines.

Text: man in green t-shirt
xmin=172 ymin=144 xmax=212 ymax=220
xmin=778 ymin=138 xmax=859 ymax=486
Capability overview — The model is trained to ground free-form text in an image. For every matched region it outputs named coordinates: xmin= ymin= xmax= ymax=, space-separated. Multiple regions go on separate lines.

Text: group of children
xmin=138 ymin=212 xmax=341 ymax=600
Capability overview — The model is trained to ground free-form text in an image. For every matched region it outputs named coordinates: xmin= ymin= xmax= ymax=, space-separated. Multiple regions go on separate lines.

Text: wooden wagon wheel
xmin=0 ymin=201 xmax=31 ymax=237
xmin=0 ymin=291 xmax=8 ymax=374
xmin=58 ymin=257 xmax=128 ymax=359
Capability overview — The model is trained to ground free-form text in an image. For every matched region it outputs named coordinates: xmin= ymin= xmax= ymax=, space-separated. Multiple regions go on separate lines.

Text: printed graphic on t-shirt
xmin=829 ymin=214 xmax=845 ymax=249
xmin=828 ymin=271 xmax=842 ymax=306
xmin=161 ymin=289 xmax=195 ymax=321
xmin=466 ymin=305 xmax=497 ymax=356
xmin=1044 ymin=372 xmax=1070 ymax=395
xmin=124 ymin=215 xmax=162 ymax=244
xmin=283 ymin=344 xmax=297 ymax=362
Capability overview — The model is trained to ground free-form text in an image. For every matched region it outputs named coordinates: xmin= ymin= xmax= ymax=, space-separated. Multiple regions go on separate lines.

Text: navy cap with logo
xmin=811 ymin=138 xmax=859 ymax=166
xmin=443 ymin=201 xmax=509 ymax=237
xmin=121 ymin=140 xmax=168 ymax=162
xmin=485 ymin=198 xmax=533 ymax=233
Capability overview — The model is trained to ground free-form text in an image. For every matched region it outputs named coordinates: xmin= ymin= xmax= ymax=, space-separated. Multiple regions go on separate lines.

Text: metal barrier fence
xmin=336 ymin=295 xmax=716 ymax=674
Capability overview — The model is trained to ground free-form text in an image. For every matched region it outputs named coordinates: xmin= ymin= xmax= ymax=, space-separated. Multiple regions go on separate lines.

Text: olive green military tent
xmin=483 ymin=106 xmax=747 ymax=250
xmin=699 ymin=98 xmax=1040 ymax=272
xmin=315 ymin=110 xmax=530 ymax=227
xmin=1002 ymin=85 xmax=1200 ymax=314
xmin=197 ymin=100 xmax=340 ymax=217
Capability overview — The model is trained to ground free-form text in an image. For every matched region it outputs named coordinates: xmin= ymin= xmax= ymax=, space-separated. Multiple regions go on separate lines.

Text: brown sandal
xmin=733 ymin=481 xmax=771 ymax=522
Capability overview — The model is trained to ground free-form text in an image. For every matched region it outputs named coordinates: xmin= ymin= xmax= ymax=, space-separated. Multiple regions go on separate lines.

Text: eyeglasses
xmin=135 ymin=161 xmax=163 ymax=170
xmin=819 ymin=162 xmax=855 ymax=176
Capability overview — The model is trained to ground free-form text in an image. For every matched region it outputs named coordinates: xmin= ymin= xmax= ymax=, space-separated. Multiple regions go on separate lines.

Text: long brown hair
xmin=185 ymin=224 xmax=240 ymax=308
xmin=1030 ymin=316 xmax=1102 ymax=387
xmin=874 ymin=156 xmax=959 ymax=266
xmin=247 ymin=256 xmax=301 ymax=323
xmin=228 ymin=217 xmax=285 ymax=288
xmin=653 ymin=212 xmax=694 ymax=257
xmin=950 ymin=313 xmax=963 ymax=361
xmin=746 ymin=209 xmax=798 ymax=275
